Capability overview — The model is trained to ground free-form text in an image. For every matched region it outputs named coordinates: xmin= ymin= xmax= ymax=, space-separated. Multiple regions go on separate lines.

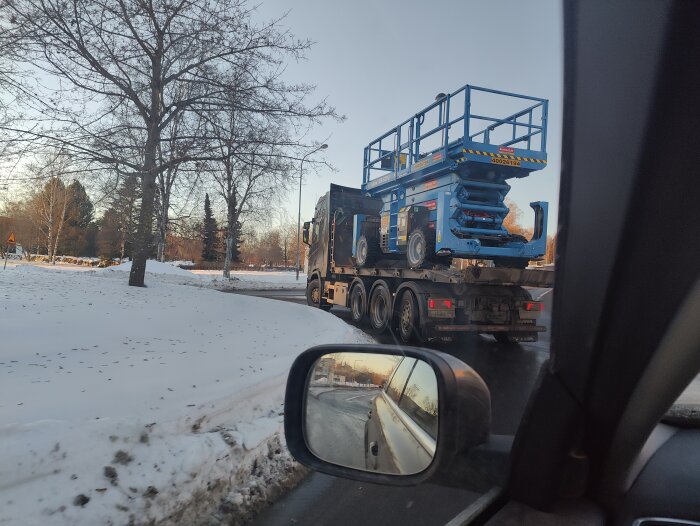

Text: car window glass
xmin=386 ymin=358 xmax=416 ymax=403
xmin=312 ymin=220 xmax=320 ymax=244
xmin=665 ymin=373 xmax=700 ymax=424
xmin=398 ymin=360 xmax=438 ymax=439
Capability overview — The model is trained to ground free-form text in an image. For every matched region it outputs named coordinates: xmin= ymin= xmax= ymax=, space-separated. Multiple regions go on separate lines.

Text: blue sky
xmin=256 ymin=0 xmax=563 ymax=234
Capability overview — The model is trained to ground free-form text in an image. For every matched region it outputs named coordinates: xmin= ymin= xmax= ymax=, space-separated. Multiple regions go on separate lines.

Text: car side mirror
xmin=302 ymin=221 xmax=311 ymax=245
xmin=284 ymin=344 xmax=491 ymax=486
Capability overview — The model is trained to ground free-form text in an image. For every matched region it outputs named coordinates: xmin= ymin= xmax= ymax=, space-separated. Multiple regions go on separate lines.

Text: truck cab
xmin=303 ymin=184 xmax=383 ymax=310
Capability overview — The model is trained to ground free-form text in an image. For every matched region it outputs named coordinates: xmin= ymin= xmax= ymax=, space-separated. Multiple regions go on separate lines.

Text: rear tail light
xmin=523 ymin=301 xmax=542 ymax=312
xmin=428 ymin=298 xmax=453 ymax=310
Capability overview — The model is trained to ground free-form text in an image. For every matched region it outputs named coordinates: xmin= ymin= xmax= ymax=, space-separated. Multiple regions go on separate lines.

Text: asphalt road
xmin=232 ymin=288 xmax=307 ymax=304
xmin=305 ymin=388 xmax=379 ymax=469
xmin=229 ymin=287 xmax=553 ymax=526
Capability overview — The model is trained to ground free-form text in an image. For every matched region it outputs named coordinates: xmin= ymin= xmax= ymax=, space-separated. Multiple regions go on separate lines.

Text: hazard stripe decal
xmin=460 ymin=148 xmax=547 ymax=164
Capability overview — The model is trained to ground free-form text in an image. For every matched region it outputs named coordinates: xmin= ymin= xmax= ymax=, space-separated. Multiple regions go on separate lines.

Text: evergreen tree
xmin=97 ymin=208 xmax=122 ymax=258
xmin=62 ymin=180 xmax=94 ymax=256
xmin=96 ymin=175 xmax=140 ymax=260
xmin=201 ymin=193 xmax=219 ymax=262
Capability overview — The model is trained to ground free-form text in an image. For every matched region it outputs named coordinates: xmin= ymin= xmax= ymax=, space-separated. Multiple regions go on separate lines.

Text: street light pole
xmin=296 ymin=143 xmax=328 ymax=281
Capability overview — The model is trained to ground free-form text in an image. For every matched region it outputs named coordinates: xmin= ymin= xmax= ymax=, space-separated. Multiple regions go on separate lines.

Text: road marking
xmin=345 ymin=392 xmax=378 ymax=401
xmin=534 ymin=288 xmax=553 ymax=301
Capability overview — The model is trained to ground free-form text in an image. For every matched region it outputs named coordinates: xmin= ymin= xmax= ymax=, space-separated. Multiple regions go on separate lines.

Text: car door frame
xmin=505 ymin=0 xmax=700 ymax=517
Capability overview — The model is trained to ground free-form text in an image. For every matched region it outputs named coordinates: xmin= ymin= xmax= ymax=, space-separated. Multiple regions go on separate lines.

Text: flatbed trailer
xmin=303 ymin=184 xmax=553 ymax=344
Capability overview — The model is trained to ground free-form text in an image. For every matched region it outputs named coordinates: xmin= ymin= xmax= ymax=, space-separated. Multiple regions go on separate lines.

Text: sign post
xmin=3 ymin=231 xmax=16 ymax=270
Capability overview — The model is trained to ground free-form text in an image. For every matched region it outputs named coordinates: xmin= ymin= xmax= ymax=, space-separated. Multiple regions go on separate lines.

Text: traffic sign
xmin=7 ymin=231 xmax=16 ymax=244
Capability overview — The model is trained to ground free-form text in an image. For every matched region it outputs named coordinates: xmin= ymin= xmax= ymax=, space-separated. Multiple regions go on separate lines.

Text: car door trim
xmin=384 ymin=391 xmax=437 ymax=457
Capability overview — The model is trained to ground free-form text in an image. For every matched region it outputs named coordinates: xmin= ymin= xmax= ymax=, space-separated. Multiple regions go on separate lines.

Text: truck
xmin=302 ymin=84 xmax=554 ymax=344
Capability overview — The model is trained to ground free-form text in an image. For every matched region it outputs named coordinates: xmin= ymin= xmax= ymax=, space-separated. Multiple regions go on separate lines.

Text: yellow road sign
xmin=7 ymin=232 xmax=16 ymax=244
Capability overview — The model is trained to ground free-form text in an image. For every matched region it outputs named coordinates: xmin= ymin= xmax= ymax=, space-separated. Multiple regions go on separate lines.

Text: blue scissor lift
xmin=355 ymin=84 xmax=549 ymax=269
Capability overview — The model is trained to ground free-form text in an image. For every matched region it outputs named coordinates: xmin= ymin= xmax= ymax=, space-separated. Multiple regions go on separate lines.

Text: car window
xmin=666 ymin=373 xmax=700 ymax=423
xmin=386 ymin=357 xmax=416 ymax=403
xmin=312 ymin=220 xmax=320 ymax=244
xmin=398 ymin=360 xmax=438 ymax=439
xmin=0 ymin=0 xmax=566 ymax=523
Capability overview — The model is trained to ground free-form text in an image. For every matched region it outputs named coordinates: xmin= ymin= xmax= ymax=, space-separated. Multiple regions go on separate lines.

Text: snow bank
xmin=0 ymin=265 xmax=372 ymax=525
xmin=6 ymin=260 xmax=306 ymax=291
xmin=102 ymin=259 xmax=197 ymax=277
xmin=165 ymin=260 xmax=195 ymax=268
xmin=97 ymin=261 xmax=305 ymax=292
xmin=192 ymin=269 xmax=305 ymax=290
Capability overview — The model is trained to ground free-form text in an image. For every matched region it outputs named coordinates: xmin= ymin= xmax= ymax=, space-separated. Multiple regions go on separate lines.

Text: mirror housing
xmin=285 ymin=344 xmax=491 ymax=486
xmin=302 ymin=221 xmax=311 ymax=245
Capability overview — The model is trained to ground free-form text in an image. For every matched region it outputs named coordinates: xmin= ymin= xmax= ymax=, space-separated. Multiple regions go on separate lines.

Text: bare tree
xmin=206 ymin=109 xmax=298 ymax=277
xmin=25 ymin=152 xmax=72 ymax=263
xmin=258 ymin=228 xmax=283 ymax=267
xmin=545 ymin=233 xmax=557 ymax=265
xmin=155 ymin=108 xmax=202 ymax=262
xmin=2 ymin=0 xmax=338 ymax=286
xmin=502 ymin=199 xmax=533 ymax=239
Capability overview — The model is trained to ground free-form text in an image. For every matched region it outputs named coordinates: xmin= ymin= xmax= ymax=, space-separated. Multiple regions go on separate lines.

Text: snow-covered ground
xmin=191 ymin=269 xmax=305 ymax=290
xmin=5 ymin=259 xmax=307 ymax=291
xmin=0 ymin=263 xmax=371 ymax=525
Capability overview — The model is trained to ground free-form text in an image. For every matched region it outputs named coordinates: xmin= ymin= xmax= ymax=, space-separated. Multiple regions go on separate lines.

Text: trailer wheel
xmin=356 ymin=234 xmax=380 ymax=267
xmin=306 ymin=278 xmax=331 ymax=311
xmin=396 ymin=291 xmax=419 ymax=343
xmin=349 ymin=283 xmax=367 ymax=324
xmin=406 ymin=228 xmax=434 ymax=269
xmin=493 ymin=332 xmax=511 ymax=344
xmin=369 ymin=283 xmax=391 ymax=333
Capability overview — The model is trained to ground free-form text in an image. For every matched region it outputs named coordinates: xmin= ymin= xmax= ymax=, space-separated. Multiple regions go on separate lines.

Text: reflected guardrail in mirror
xmin=304 ymin=352 xmax=438 ymax=475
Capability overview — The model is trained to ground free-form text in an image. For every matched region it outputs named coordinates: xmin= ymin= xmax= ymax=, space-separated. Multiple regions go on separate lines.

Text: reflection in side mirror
xmin=305 ymin=352 xmax=438 ymax=475
xmin=286 ymin=344 xmax=491 ymax=486
xmin=302 ymin=221 xmax=311 ymax=245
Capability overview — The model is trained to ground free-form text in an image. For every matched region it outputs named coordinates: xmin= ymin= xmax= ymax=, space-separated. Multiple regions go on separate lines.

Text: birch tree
xmin=29 ymin=176 xmax=70 ymax=263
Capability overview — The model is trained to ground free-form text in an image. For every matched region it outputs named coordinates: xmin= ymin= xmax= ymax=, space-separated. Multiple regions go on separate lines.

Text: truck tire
xmin=356 ymin=234 xmax=380 ymax=267
xmin=349 ymin=282 xmax=367 ymax=324
xmin=493 ymin=332 xmax=512 ymax=344
xmin=306 ymin=277 xmax=332 ymax=311
xmin=406 ymin=228 xmax=434 ymax=269
xmin=369 ymin=282 xmax=392 ymax=333
xmin=396 ymin=290 xmax=419 ymax=343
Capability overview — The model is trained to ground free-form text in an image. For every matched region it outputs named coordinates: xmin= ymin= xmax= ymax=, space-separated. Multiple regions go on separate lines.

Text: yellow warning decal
xmin=491 ymin=157 xmax=521 ymax=167
xmin=462 ymin=147 xmax=547 ymax=164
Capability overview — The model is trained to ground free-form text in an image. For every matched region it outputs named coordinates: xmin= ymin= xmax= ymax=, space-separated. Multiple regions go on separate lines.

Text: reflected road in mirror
xmin=305 ymin=352 xmax=438 ymax=475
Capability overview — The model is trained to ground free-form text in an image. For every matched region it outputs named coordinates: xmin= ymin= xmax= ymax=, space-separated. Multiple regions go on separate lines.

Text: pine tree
xmin=62 ymin=180 xmax=94 ymax=256
xmin=201 ymin=193 xmax=219 ymax=262
xmin=96 ymin=175 xmax=140 ymax=260
xmin=97 ymin=208 xmax=122 ymax=258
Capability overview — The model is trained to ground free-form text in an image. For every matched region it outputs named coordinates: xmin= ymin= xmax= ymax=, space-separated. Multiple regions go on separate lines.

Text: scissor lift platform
xmin=359 ymin=84 xmax=549 ymax=265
